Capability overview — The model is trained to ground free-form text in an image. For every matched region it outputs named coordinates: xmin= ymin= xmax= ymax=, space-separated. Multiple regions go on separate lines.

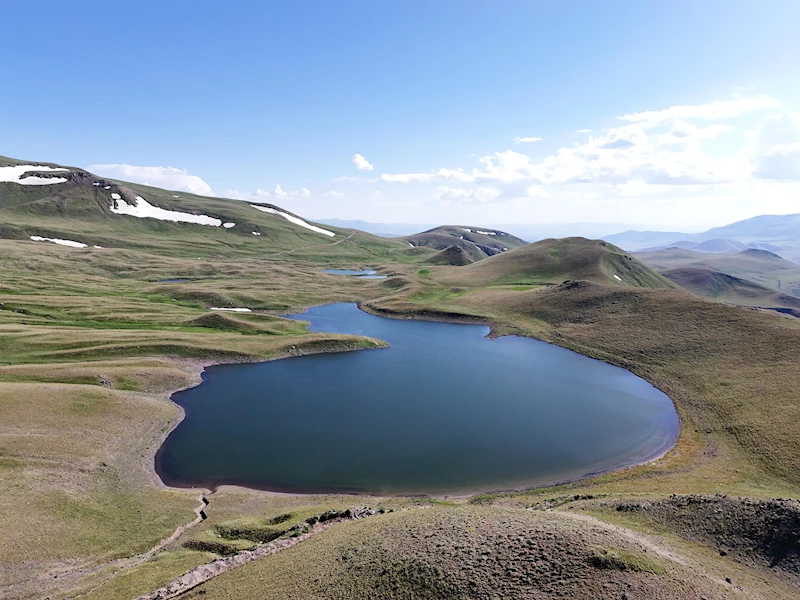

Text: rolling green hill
xmin=635 ymin=247 xmax=800 ymax=297
xmin=406 ymin=225 xmax=527 ymax=261
xmin=440 ymin=237 xmax=679 ymax=288
xmin=0 ymin=156 xmax=410 ymax=262
xmin=660 ymin=267 xmax=800 ymax=312
xmin=420 ymin=243 xmax=479 ymax=265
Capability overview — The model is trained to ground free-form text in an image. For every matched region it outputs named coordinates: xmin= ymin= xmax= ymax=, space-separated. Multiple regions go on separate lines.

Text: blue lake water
xmin=323 ymin=269 xmax=387 ymax=279
xmin=156 ymin=303 xmax=679 ymax=495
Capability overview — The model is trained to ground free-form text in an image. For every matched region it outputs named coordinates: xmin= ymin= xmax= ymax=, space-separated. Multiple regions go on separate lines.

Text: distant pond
xmin=156 ymin=303 xmax=679 ymax=495
xmin=323 ymin=269 xmax=387 ymax=279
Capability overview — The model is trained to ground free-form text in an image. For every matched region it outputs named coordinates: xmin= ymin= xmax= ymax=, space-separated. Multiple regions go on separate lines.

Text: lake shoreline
xmin=147 ymin=302 xmax=681 ymax=500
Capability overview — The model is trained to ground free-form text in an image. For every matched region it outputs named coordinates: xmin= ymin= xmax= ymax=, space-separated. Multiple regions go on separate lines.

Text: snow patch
xmin=0 ymin=165 xmax=69 ymax=186
xmin=223 ymin=222 xmax=235 ymax=229
xmin=252 ymin=232 xmax=262 ymax=236
xmin=250 ymin=205 xmax=335 ymax=237
xmin=475 ymin=230 xmax=496 ymax=236
xmin=30 ymin=235 xmax=88 ymax=248
xmin=110 ymin=195 xmax=224 ymax=226
xmin=210 ymin=307 xmax=252 ymax=313
xmin=613 ymin=274 xmax=622 ymax=281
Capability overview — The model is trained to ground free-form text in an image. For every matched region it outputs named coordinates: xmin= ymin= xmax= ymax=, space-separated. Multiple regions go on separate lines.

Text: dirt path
xmin=134 ymin=509 xmax=376 ymax=600
xmin=268 ymin=231 xmax=356 ymax=258
xmin=57 ymin=494 xmax=209 ymax=600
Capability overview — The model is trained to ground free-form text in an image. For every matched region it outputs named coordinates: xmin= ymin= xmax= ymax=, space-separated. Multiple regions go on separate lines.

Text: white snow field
xmin=110 ymin=195 xmax=225 ymax=227
xmin=250 ymin=205 xmax=335 ymax=237
xmin=30 ymin=236 xmax=88 ymax=248
xmin=0 ymin=165 xmax=69 ymax=185
xmin=210 ymin=307 xmax=252 ymax=313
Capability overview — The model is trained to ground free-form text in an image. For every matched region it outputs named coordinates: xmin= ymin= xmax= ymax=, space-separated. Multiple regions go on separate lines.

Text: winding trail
xmin=134 ymin=509 xmax=376 ymax=600
xmin=57 ymin=494 xmax=209 ymax=600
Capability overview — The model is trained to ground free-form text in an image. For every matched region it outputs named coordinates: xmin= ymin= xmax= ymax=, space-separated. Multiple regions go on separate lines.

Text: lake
xmin=156 ymin=303 xmax=679 ymax=495
xmin=323 ymin=269 xmax=387 ymax=279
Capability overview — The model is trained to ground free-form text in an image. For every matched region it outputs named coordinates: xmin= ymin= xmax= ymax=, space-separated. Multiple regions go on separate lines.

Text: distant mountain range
xmin=605 ymin=214 xmax=800 ymax=263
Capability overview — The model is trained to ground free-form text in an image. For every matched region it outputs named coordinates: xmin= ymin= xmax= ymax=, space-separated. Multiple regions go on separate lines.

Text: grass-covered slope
xmin=190 ymin=505 xmax=733 ymax=600
xmin=406 ymin=225 xmax=527 ymax=260
xmin=660 ymin=267 xmax=800 ymax=311
xmin=0 ymin=156 xmax=413 ymax=261
xmin=441 ymin=237 xmax=679 ymax=288
xmin=420 ymin=243 xmax=481 ymax=265
xmin=636 ymin=247 xmax=800 ymax=297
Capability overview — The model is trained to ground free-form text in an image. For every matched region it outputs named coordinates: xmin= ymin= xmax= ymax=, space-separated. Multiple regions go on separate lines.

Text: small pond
xmin=323 ymin=269 xmax=387 ymax=279
xmin=156 ymin=303 xmax=678 ymax=495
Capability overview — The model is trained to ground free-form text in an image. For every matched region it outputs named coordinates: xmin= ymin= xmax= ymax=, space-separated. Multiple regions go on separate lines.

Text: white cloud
xmin=367 ymin=94 xmax=800 ymax=229
xmin=333 ymin=175 xmax=359 ymax=182
xmin=379 ymin=168 xmax=475 ymax=184
xmin=576 ymin=129 xmax=592 ymax=134
xmin=225 ymin=184 xmax=311 ymax=202
xmin=433 ymin=186 xmax=502 ymax=203
xmin=89 ymin=164 xmax=213 ymax=195
xmin=751 ymin=112 xmax=800 ymax=180
xmin=379 ymin=96 xmax=777 ymax=189
xmin=325 ymin=190 xmax=345 ymax=197
xmin=515 ymin=136 xmax=542 ymax=144
xmin=527 ymin=185 xmax=549 ymax=198
xmin=352 ymin=153 xmax=374 ymax=171
xmin=619 ymin=94 xmax=779 ymax=128
xmin=273 ymin=184 xmax=311 ymax=198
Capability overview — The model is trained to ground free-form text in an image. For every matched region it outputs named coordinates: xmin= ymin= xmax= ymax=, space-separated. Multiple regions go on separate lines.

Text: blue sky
xmin=2 ymin=0 xmax=800 ymax=230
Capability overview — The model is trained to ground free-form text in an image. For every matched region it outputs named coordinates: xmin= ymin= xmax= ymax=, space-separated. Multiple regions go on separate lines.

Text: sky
xmin=2 ymin=0 xmax=800 ymax=232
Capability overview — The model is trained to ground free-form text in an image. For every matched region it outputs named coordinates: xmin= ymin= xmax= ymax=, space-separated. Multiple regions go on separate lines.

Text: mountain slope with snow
xmin=0 ymin=155 xmax=406 ymax=261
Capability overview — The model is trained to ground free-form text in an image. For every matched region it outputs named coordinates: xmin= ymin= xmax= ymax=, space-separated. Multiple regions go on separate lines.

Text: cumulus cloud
xmin=226 ymin=184 xmax=311 ymax=202
xmin=379 ymin=96 xmax=779 ymax=189
xmin=752 ymin=112 xmax=800 ymax=180
xmin=379 ymin=168 xmax=474 ymax=183
xmin=352 ymin=154 xmax=374 ymax=171
xmin=432 ymin=186 xmax=502 ymax=203
xmin=89 ymin=164 xmax=213 ymax=195
xmin=527 ymin=185 xmax=549 ymax=198
xmin=333 ymin=175 xmax=359 ymax=182
xmin=514 ymin=136 xmax=542 ymax=144
xmin=619 ymin=94 xmax=779 ymax=127
xmin=325 ymin=190 xmax=345 ymax=197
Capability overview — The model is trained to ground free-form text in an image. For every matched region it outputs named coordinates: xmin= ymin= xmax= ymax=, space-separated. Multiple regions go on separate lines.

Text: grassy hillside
xmin=190 ymin=505 xmax=748 ymax=600
xmin=421 ymin=243 xmax=482 ymax=265
xmin=406 ymin=225 xmax=527 ymax=261
xmin=439 ymin=237 xmax=679 ymax=288
xmin=660 ymin=267 xmax=800 ymax=311
xmin=0 ymin=157 xmax=414 ymax=262
xmin=636 ymin=247 xmax=800 ymax=297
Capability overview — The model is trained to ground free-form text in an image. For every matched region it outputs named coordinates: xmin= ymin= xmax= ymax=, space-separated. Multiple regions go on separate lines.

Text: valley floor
xmin=1 ymin=239 xmax=799 ymax=599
